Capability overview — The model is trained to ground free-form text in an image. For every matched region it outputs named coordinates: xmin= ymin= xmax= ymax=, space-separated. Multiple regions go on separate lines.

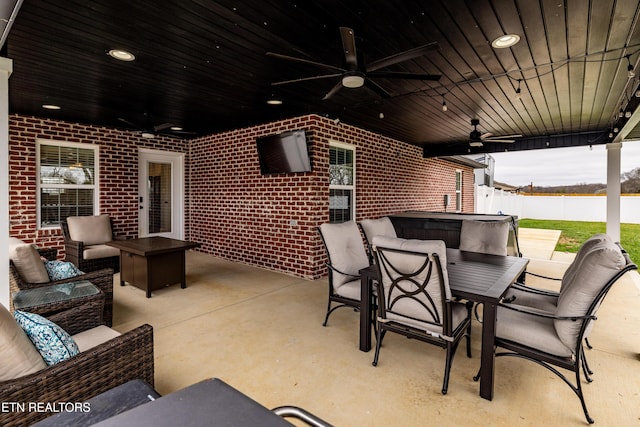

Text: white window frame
xmin=36 ymin=139 xmax=100 ymax=229
xmin=455 ymin=169 xmax=462 ymax=212
xmin=329 ymin=140 xmax=356 ymax=222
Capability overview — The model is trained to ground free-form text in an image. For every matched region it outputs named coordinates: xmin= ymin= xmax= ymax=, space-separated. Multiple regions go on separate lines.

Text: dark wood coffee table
xmin=107 ymin=237 xmax=200 ymax=298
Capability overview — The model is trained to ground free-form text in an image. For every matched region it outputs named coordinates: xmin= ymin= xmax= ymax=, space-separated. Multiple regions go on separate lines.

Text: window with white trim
xmin=37 ymin=140 xmax=99 ymax=228
xmin=329 ymin=142 xmax=355 ymax=223
xmin=455 ymin=170 xmax=462 ymax=212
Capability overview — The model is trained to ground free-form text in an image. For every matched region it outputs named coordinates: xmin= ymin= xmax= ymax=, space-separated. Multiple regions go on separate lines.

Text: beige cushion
xmin=560 ymin=234 xmax=612 ymax=292
xmin=319 ymin=221 xmax=369 ymax=292
xmin=0 ymin=303 xmax=47 ymax=381
xmin=554 ymin=240 xmax=626 ymax=348
xmin=372 ymin=236 xmax=452 ymax=329
xmin=72 ymin=325 xmax=121 ymax=352
xmin=9 ymin=237 xmax=50 ymax=284
xmin=359 ymin=217 xmax=397 ymax=244
xmin=497 ymin=305 xmax=572 ymax=357
xmin=66 ymin=215 xmax=113 ymax=246
xmin=83 ymin=244 xmax=121 ymax=260
xmin=505 ymin=288 xmax=558 ymax=312
xmin=459 ymin=220 xmax=509 ymax=256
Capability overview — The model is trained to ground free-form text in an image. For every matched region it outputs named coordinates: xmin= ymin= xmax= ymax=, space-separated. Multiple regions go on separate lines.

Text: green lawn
xmin=518 ymin=219 xmax=640 ymax=264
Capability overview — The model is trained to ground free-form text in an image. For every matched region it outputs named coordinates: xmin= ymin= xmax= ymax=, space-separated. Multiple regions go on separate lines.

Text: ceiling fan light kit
xmin=342 ymin=73 xmax=365 ymax=88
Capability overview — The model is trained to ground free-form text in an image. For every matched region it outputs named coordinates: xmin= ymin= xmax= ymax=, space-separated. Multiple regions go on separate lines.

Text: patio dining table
xmin=359 ymin=248 xmax=529 ymax=401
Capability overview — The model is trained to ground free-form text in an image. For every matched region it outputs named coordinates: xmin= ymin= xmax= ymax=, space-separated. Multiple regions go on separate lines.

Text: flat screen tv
xmin=256 ymin=130 xmax=312 ymax=175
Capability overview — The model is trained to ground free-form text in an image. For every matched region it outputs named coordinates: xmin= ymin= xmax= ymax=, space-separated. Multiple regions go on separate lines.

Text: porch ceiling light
xmin=491 ymin=34 xmax=520 ymax=49
xmin=108 ymin=49 xmax=135 ymax=62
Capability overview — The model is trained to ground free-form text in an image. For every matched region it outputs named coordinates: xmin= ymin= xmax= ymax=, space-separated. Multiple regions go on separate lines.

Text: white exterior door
xmin=138 ymin=148 xmax=184 ymax=239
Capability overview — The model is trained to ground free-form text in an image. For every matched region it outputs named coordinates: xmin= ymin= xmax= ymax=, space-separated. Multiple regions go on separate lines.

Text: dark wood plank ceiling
xmin=4 ymin=0 xmax=640 ymax=155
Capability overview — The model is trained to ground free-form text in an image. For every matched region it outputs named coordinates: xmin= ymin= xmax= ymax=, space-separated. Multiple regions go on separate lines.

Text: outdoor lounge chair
xmin=371 ymin=236 xmax=472 ymax=394
xmin=318 ymin=221 xmax=372 ymax=327
xmin=486 ymin=239 xmax=637 ymax=424
xmin=0 ymin=301 xmax=154 ymax=427
xmin=358 ymin=216 xmax=397 ymax=263
xmin=61 ymin=214 xmax=121 ymax=273
xmin=9 ymin=237 xmax=115 ymax=327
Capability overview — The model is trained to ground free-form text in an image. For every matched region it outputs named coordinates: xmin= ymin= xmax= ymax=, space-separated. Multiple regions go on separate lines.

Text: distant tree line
xmin=524 ymin=167 xmax=640 ymax=194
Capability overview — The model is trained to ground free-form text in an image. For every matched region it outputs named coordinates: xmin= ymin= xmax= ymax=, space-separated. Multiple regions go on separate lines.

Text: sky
xmin=491 ymin=141 xmax=640 ymax=187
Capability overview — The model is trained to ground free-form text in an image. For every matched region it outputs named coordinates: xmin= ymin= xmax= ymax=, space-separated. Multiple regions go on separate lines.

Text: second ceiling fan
xmin=468 ymin=119 xmax=522 ymax=147
xmin=267 ymin=27 xmax=441 ymax=100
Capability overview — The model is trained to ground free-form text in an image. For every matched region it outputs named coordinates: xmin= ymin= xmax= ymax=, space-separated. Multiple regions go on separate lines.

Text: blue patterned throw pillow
xmin=14 ymin=311 xmax=79 ymax=366
xmin=44 ymin=260 xmax=84 ymax=281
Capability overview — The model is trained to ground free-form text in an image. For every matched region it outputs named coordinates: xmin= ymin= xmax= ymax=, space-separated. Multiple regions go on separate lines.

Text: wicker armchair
xmin=9 ymin=247 xmax=115 ymax=327
xmin=0 ymin=304 xmax=154 ymax=427
xmin=61 ymin=215 xmax=120 ymax=273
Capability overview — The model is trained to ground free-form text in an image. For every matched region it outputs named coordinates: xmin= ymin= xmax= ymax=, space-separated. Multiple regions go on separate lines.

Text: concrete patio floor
xmin=111 ymin=230 xmax=640 ymax=426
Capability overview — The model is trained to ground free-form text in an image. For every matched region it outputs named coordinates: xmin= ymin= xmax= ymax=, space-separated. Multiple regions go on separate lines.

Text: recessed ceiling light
xmin=491 ymin=34 xmax=521 ymax=49
xmin=108 ymin=49 xmax=135 ymax=61
xmin=266 ymin=98 xmax=282 ymax=105
xmin=170 ymin=126 xmax=183 ymax=131
xmin=42 ymin=104 xmax=61 ymax=110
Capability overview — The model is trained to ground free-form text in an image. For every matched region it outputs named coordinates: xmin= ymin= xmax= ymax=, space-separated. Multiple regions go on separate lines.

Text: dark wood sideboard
xmin=388 ymin=211 xmax=520 ymax=256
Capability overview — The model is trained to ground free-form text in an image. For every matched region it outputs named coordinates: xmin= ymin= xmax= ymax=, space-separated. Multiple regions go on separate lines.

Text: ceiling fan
xmin=117 ymin=114 xmax=195 ymax=139
xmin=266 ymin=27 xmax=441 ymax=100
xmin=468 ymin=119 xmax=522 ymax=147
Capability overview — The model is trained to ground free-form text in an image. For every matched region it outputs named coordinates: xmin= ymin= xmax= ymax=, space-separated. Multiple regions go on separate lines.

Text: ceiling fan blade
xmin=486 ymin=139 xmax=516 ymax=143
xmin=271 ymin=73 xmax=342 ymax=86
xmin=154 ymin=123 xmax=174 ymax=132
xmin=480 ymin=132 xmax=493 ymax=139
xmin=366 ymin=42 xmax=440 ymax=72
xmin=266 ymin=52 xmax=345 ymax=73
xmin=117 ymin=117 xmax=140 ymax=128
xmin=364 ymin=78 xmax=392 ymax=98
xmin=322 ymin=81 xmax=344 ymax=100
xmin=367 ymin=71 xmax=441 ymax=81
xmin=339 ymin=27 xmax=358 ymax=70
xmin=485 ymin=134 xmax=523 ymax=139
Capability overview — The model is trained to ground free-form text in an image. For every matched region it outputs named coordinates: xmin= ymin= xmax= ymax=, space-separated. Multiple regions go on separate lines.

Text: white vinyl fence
xmin=475 ymin=186 xmax=640 ymax=224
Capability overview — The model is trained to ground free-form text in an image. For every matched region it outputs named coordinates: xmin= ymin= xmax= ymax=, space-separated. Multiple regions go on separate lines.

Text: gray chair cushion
xmin=319 ymin=221 xmax=369 ymax=291
xmin=372 ymin=236 xmax=451 ymax=317
xmin=554 ymin=240 xmax=625 ymax=348
xmin=560 ymin=233 xmax=612 ymax=292
xmin=9 ymin=237 xmax=50 ymax=284
xmin=459 ymin=220 xmax=509 ymax=256
xmin=66 ymin=215 xmax=113 ymax=246
xmin=497 ymin=305 xmax=573 ymax=357
xmin=359 ymin=217 xmax=397 ymax=243
xmin=507 ymin=288 xmax=558 ymax=312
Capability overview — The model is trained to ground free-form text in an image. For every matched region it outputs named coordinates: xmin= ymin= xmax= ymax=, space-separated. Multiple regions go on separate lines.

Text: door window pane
xmin=147 ymin=162 xmax=172 ymax=233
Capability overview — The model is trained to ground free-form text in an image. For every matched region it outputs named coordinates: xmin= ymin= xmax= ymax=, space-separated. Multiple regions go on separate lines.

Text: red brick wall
xmin=189 ymin=114 xmax=475 ymax=279
xmin=9 ymin=115 xmax=189 ymax=253
xmin=9 ymin=113 xmax=475 ymax=279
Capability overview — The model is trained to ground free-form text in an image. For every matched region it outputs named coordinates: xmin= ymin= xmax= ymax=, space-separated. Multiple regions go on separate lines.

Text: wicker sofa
xmin=61 ymin=215 xmax=121 ymax=273
xmin=9 ymin=243 xmax=115 ymax=327
xmin=0 ymin=302 xmax=154 ymax=427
